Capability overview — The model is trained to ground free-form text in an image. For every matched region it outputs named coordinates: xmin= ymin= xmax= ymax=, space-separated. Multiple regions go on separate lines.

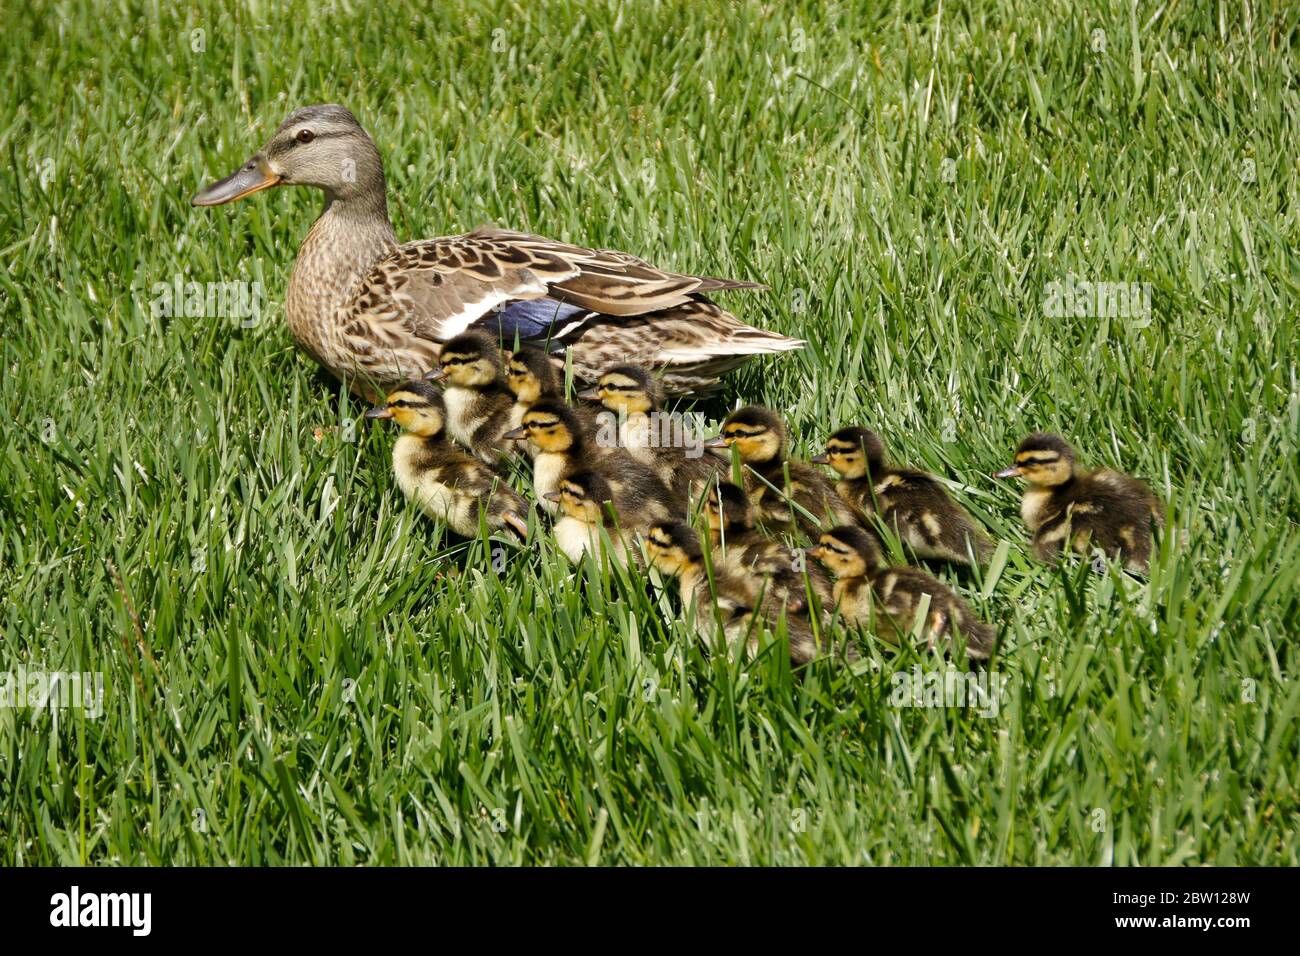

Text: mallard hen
xmin=192 ymin=105 xmax=803 ymax=401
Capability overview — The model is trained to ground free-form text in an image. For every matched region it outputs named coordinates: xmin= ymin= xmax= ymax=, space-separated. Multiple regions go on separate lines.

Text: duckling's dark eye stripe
xmin=1017 ymin=453 xmax=1059 ymax=464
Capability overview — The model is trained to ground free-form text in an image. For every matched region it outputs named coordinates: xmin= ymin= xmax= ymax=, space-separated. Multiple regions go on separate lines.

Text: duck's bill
xmin=576 ymin=387 xmax=600 ymax=401
xmin=192 ymin=159 xmax=281 ymax=207
xmin=424 ymin=367 xmax=448 ymax=382
xmin=502 ymin=426 xmax=528 ymax=440
xmin=809 ymin=453 xmax=829 ymax=464
xmin=541 ymin=490 xmax=561 ymax=503
xmin=992 ymin=466 xmax=1023 ymax=479
xmin=364 ymin=406 xmax=393 ymax=420
xmin=702 ymin=436 xmax=729 ymax=449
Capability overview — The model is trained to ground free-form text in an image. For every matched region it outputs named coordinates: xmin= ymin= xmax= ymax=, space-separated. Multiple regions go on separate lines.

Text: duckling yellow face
xmin=506 ymin=347 xmax=561 ymax=405
xmin=365 ymin=382 xmax=445 ymax=437
xmin=813 ymin=427 xmax=885 ymax=480
xmin=508 ymin=401 xmax=579 ymax=454
xmin=643 ymin=522 xmax=703 ymax=577
xmin=505 ymin=358 xmax=543 ymax=405
xmin=707 ymin=406 xmax=785 ymax=464
xmin=430 ymin=332 xmax=502 ymax=388
xmin=580 ymin=367 xmax=656 ymax=416
xmin=701 ymin=498 xmax=724 ymax=535
xmin=549 ymin=472 xmax=612 ymax=524
xmin=809 ymin=526 xmax=880 ymax=578
xmin=700 ymin=482 xmax=752 ymax=534
xmin=995 ymin=433 xmax=1076 ymax=487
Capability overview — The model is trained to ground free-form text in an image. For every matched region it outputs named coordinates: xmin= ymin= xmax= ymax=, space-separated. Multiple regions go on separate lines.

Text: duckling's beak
xmin=576 ymin=387 xmax=601 ymax=401
xmin=503 ymin=425 xmax=528 ymax=440
xmin=992 ymin=466 xmax=1023 ymax=479
xmin=807 ymin=546 xmax=826 ymax=561
xmin=542 ymin=490 xmax=561 ymax=503
xmin=364 ymin=406 xmax=393 ymax=420
xmin=703 ymin=436 xmax=729 ymax=449
xmin=192 ymin=155 xmax=281 ymax=206
xmin=424 ymin=367 xmax=448 ymax=382
xmin=810 ymin=453 xmax=829 ymax=464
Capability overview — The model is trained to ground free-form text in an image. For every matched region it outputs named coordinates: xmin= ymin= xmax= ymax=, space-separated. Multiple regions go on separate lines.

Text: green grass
xmin=1 ymin=0 xmax=1297 ymax=865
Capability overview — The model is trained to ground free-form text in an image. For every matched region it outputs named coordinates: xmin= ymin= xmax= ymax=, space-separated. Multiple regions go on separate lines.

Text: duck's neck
xmin=286 ymin=190 xmax=398 ymax=361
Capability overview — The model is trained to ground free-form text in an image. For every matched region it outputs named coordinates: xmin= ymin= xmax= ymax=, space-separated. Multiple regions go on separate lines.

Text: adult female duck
xmin=192 ymin=105 xmax=802 ymax=400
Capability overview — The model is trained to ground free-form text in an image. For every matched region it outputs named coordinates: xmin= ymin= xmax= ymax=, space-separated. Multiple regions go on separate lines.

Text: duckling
xmin=993 ymin=433 xmax=1163 ymax=573
xmin=578 ymin=364 xmax=726 ymax=500
xmin=810 ymin=525 xmax=994 ymax=661
xmin=704 ymin=405 xmax=858 ymax=537
xmin=504 ymin=345 xmax=607 ymax=459
xmin=813 ymin=426 xmax=994 ymax=566
xmin=698 ymin=481 xmax=834 ymax=615
xmin=424 ymin=330 xmax=514 ymax=461
xmin=504 ymin=345 xmax=562 ymax=423
xmin=503 ymin=399 xmax=675 ymax=523
xmin=643 ymin=521 xmax=831 ymax=664
xmin=365 ymin=381 xmax=528 ymax=540
xmin=542 ymin=471 xmax=638 ymax=567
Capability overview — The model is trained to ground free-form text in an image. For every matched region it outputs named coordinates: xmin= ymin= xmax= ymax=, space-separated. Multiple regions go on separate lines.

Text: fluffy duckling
xmin=705 ymin=405 xmax=858 ymax=537
xmin=994 ymin=433 xmax=1163 ymax=573
xmin=699 ymin=481 xmax=834 ymax=614
xmin=503 ymin=399 xmax=675 ymax=523
xmin=578 ymin=364 xmax=726 ymax=499
xmin=544 ymin=471 xmax=635 ymax=567
xmin=643 ymin=521 xmax=831 ymax=664
xmin=810 ymin=525 xmax=994 ymax=661
xmin=365 ymin=381 xmax=528 ymax=540
xmin=425 ymin=331 xmax=515 ymax=461
xmin=814 ymin=426 xmax=993 ymax=566
xmin=504 ymin=346 xmax=562 ymax=423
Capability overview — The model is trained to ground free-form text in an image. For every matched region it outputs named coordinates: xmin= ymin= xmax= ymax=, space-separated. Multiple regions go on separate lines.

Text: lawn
xmin=1 ymin=0 xmax=1296 ymax=865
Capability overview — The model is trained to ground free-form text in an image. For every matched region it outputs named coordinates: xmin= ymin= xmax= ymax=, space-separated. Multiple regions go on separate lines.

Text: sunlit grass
xmin=0 ymin=0 xmax=1296 ymax=864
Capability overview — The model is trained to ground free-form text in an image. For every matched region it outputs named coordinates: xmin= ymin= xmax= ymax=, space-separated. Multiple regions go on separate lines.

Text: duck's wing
xmin=349 ymin=226 xmax=766 ymax=342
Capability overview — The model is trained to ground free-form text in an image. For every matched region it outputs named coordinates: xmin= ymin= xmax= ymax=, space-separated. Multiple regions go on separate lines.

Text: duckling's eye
xmin=296 ymin=129 xmax=315 ymax=144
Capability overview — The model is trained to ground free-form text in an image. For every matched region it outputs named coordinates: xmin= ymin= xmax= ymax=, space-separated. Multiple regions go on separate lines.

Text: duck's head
xmin=577 ymin=364 xmax=661 ymax=416
xmin=643 ymin=521 xmax=704 ymax=577
xmin=812 ymin=426 xmax=885 ymax=479
xmin=700 ymin=481 xmax=753 ymax=535
xmin=808 ymin=525 xmax=883 ymax=578
xmin=704 ymin=405 xmax=785 ymax=463
xmin=994 ymin=433 xmax=1076 ymax=487
xmin=426 ymin=331 xmax=503 ymax=388
xmin=192 ymin=105 xmax=384 ymax=207
xmin=505 ymin=347 xmax=561 ymax=406
xmin=365 ymin=380 xmax=445 ymax=437
xmin=503 ymin=399 xmax=583 ymax=454
xmin=544 ymin=471 xmax=614 ymax=524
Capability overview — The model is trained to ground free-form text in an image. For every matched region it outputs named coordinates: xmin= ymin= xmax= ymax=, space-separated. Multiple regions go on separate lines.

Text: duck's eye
xmin=296 ymin=129 xmax=315 ymax=144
